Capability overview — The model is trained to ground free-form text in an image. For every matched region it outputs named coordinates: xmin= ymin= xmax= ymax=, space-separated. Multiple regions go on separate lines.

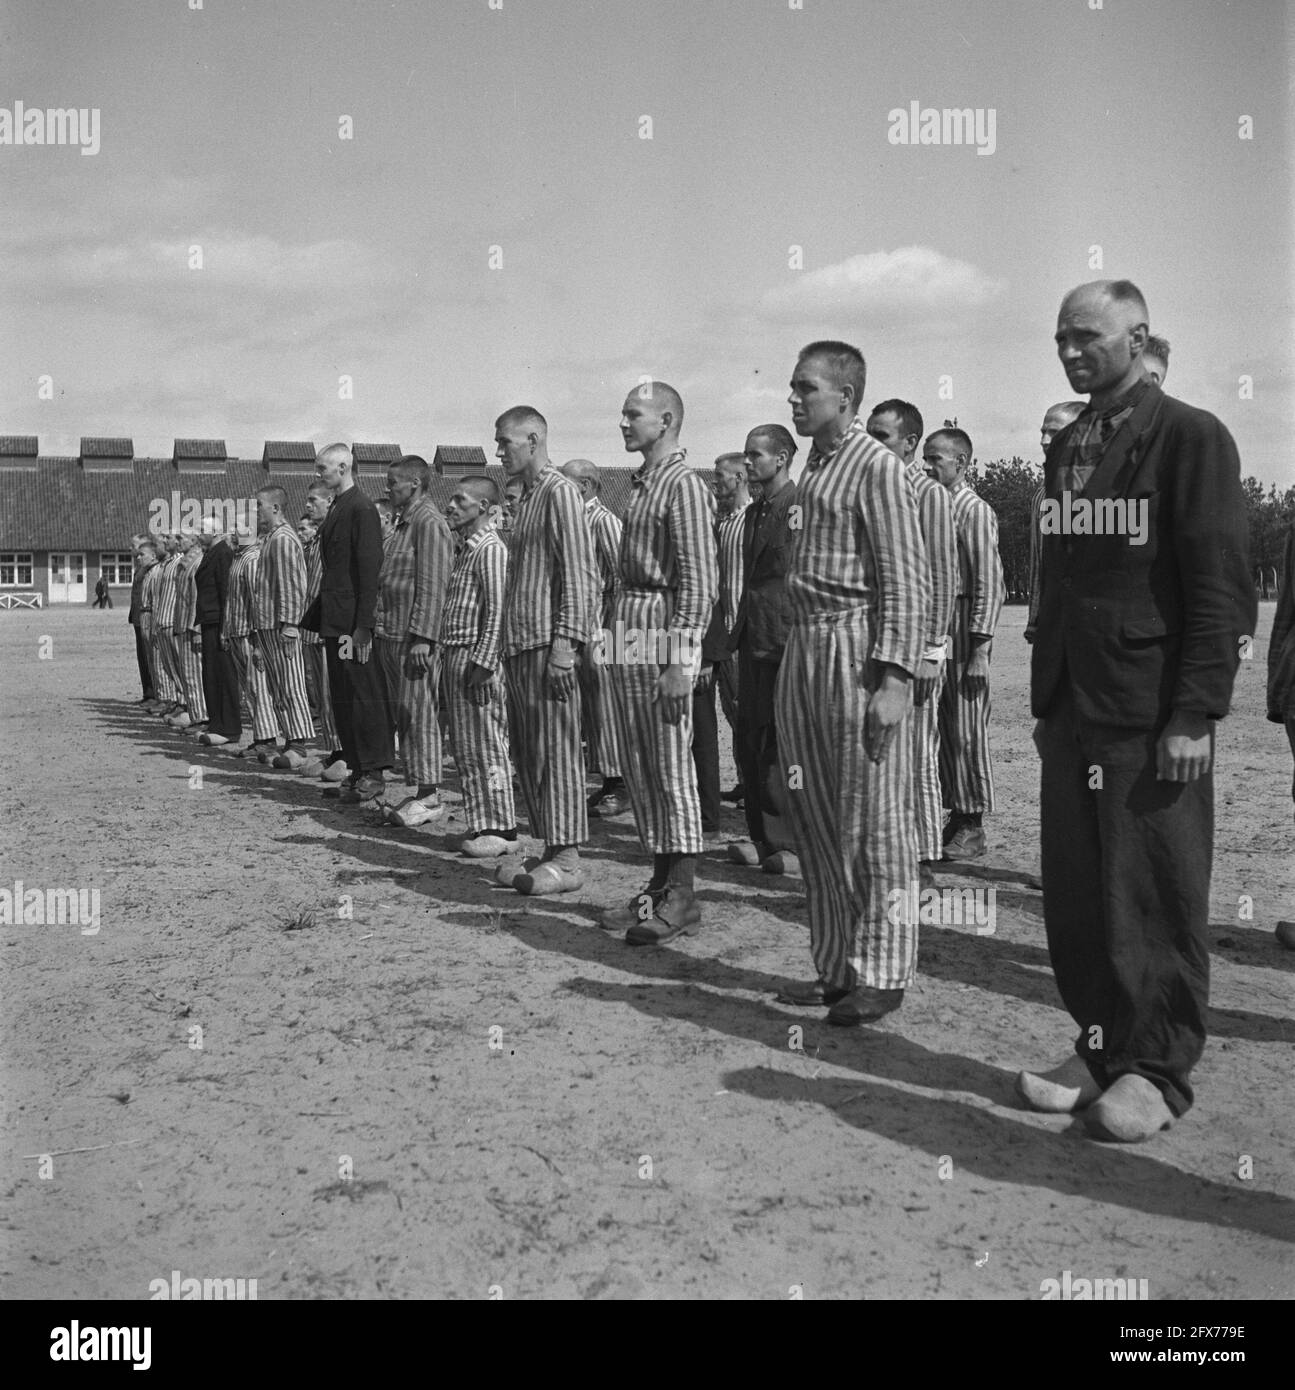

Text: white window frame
xmin=0 ymin=552 xmax=34 ymax=587
xmin=100 ymin=552 xmax=134 ymax=585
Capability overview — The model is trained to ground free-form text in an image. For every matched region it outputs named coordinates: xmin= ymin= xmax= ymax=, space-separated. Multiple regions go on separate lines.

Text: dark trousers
xmin=734 ymin=652 xmax=780 ymax=848
xmin=200 ymin=623 xmax=242 ymax=741
xmin=133 ymin=625 xmax=154 ymax=699
xmin=325 ymin=635 xmax=394 ymax=776
xmin=1039 ymin=683 xmax=1213 ymax=1117
xmin=691 ymin=678 xmax=720 ymax=834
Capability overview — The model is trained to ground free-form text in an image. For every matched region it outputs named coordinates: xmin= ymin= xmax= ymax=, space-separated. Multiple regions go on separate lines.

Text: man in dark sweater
xmin=193 ymin=520 xmax=241 ymax=747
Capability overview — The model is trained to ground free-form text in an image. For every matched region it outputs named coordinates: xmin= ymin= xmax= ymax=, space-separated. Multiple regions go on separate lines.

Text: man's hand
xmin=864 ymin=665 xmax=911 ymax=764
xmin=465 ymin=661 xmax=494 ymax=707
xmin=1156 ymin=711 xmax=1212 ymax=782
xmin=405 ymin=639 xmax=433 ymax=680
xmin=545 ymin=637 xmax=577 ymax=702
xmin=959 ymin=642 xmax=990 ymax=699
xmin=190 ymin=632 xmax=201 ymax=653
xmin=653 ymin=663 xmax=692 ymax=725
xmin=350 ymin=626 xmax=372 ymax=664
xmin=250 ymin=645 xmax=265 ymax=671
xmin=913 ymin=657 xmax=941 ymax=707
xmin=694 ymin=661 xmax=715 ymax=693
xmin=281 ymin=623 xmax=299 ymax=642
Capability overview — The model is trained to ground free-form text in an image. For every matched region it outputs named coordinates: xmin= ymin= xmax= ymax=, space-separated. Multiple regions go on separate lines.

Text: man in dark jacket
xmin=1018 ymin=279 xmax=1256 ymax=1142
xmin=1268 ymin=514 xmax=1295 ymax=950
xmin=193 ymin=520 xmax=240 ymax=746
xmin=726 ymin=424 xmax=799 ymax=873
xmin=127 ymin=540 xmax=156 ymax=702
xmin=305 ymin=442 xmax=394 ymax=803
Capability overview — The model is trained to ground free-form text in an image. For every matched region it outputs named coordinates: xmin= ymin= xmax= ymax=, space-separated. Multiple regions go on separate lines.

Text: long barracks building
xmin=0 ymin=436 xmax=642 ymax=608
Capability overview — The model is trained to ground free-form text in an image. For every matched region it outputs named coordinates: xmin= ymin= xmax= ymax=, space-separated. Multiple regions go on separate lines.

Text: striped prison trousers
xmin=255 ymin=630 xmax=314 ymax=744
xmin=175 ymin=632 xmax=208 ymax=723
xmin=152 ymin=631 xmax=180 ymax=704
xmin=441 ymin=646 xmax=516 ymax=834
xmin=937 ymin=597 xmax=995 ymax=814
xmin=578 ymin=634 xmax=622 ymax=778
xmin=775 ymin=616 xmax=919 ymax=992
xmin=606 ymin=589 xmax=704 ymax=855
xmin=503 ymin=645 xmax=587 ymax=848
xmin=228 ymin=636 xmax=278 ymax=744
xmin=301 ymin=640 xmax=339 ymax=751
xmin=376 ymin=635 xmax=443 ymax=787
xmin=912 ymin=665 xmax=946 ymax=863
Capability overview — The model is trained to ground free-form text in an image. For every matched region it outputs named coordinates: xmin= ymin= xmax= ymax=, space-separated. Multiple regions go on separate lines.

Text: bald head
xmin=620 ymin=379 xmax=685 ymax=458
xmin=1040 ymin=400 xmax=1086 ymax=454
xmin=1056 ymin=279 xmax=1150 ymax=405
xmin=560 ymin=458 xmax=601 ymax=500
xmin=317 ymin=442 xmax=352 ymax=471
xmin=495 ymin=405 xmax=547 ymax=438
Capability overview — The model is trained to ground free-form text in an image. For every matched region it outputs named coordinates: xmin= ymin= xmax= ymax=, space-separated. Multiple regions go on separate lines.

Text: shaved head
xmin=307 ymin=479 xmax=332 ymax=497
xmin=1041 ymin=400 xmax=1086 ymax=453
xmin=560 ymin=458 xmax=601 ymax=489
xmin=798 ymin=339 xmax=867 ymax=412
xmin=495 ymin=405 xmax=547 ymax=438
xmin=458 ymin=474 xmax=501 ymax=507
xmin=714 ymin=452 xmax=746 ymax=477
xmin=317 ymin=442 xmax=353 ymax=472
xmin=390 ymin=454 xmax=431 ymax=491
xmin=1060 ymin=279 xmax=1149 ymax=329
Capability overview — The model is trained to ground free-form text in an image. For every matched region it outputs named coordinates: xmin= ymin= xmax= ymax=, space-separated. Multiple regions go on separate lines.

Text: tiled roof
xmin=80 ymin=437 xmax=133 ymax=458
xmin=434 ymin=445 xmax=489 ymax=471
xmin=263 ymin=441 xmax=316 ymax=464
xmin=0 ymin=457 xmax=642 ymax=550
xmin=0 ymin=436 xmax=38 ymax=457
xmin=173 ymin=438 xmax=228 ymax=460
xmin=353 ymin=443 xmax=401 ymax=466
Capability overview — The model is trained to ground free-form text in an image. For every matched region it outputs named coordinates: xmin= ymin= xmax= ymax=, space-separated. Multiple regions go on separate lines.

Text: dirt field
xmin=2 ymin=605 xmax=1291 ymax=1301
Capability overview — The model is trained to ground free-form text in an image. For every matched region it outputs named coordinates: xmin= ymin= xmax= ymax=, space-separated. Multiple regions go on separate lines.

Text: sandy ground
xmin=1 ymin=605 xmax=1291 ymax=1301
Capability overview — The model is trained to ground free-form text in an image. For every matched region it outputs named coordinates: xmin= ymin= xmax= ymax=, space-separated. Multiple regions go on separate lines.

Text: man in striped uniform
xmin=376 ymin=455 xmax=454 ymax=828
xmin=223 ymin=528 xmax=278 ymax=758
xmin=726 ymin=424 xmax=799 ymax=874
xmin=560 ymin=458 xmax=628 ymax=817
xmin=250 ymin=486 xmax=315 ymax=770
xmin=133 ymin=539 xmax=163 ymax=708
xmin=496 ymin=478 xmax=525 ymax=553
xmin=925 ymin=429 xmax=1005 ymax=861
xmin=128 ymin=538 xmax=157 ymax=704
xmin=297 ymin=483 xmax=346 ymax=780
xmin=866 ymin=400 xmax=958 ymax=881
xmin=773 ymin=341 xmax=930 ymax=1026
xmin=148 ymin=537 xmax=184 ymax=718
xmin=1024 ymin=402 xmax=1085 ymax=644
xmin=712 ymin=453 xmax=749 ymax=803
xmin=170 ymin=532 xmax=208 ymax=735
xmin=440 ymin=475 xmax=518 ymax=857
xmin=599 ymin=381 xmax=717 ymax=943
xmin=493 ymin=406 xmax=598 ymax=896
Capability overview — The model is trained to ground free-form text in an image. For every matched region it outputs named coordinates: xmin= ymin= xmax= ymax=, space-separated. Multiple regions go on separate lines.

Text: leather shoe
xmin=1276 ymin=920 xmax=1295 ymax=951
xmin=942 ymin=825 xmax=985 ymax=861
xmin=1016 ymin=1055 xmax=1102 ymax=1113
xmin=600 ymin=888 xmax=663 ymax=931
xmin=826 ymin=985 xmax=904 ymax=1026
xmin=625 ymin=886 xmax=700 ymax=945
xmin=1083 ymin=1074 xmax=1174 ymax=1142
xmin=774 ymin=978 xmax=849 ymax=1006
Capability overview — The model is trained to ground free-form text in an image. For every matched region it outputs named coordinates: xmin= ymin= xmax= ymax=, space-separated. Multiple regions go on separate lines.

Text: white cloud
xmin=757 ymin=245 xmax=1005 ymax=325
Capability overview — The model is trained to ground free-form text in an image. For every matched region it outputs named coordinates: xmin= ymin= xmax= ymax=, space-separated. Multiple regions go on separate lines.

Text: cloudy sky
xmin=1 ymin=0 xmax=1291 ymax=484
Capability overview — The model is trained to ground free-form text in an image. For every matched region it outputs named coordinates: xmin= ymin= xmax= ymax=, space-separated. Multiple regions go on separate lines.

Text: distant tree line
xmin=967 ymin=460 xmax=1294 ymax=603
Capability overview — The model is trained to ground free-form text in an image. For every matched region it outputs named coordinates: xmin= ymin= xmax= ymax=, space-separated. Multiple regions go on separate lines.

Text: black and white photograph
xmin=1 ymin=0 xmax=1291 ymax=1337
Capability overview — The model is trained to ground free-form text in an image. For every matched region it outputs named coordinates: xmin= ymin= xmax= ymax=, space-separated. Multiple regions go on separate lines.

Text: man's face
xmin=865 ymin=410 xmax=915 ymax=464
xmin=1040 ymin=408 xmax=1078 ymax=455
xmin=386 ymin=468 xmax=420 ymax=511
xmin=446 ymin=487 xmax=486 ymax=532
xmin=495 ymin=423 xmax=534 ymax=477
xmin=304 ymin=490 xmax=331 ymax=524
xmin=256 ymin=496 xmax=277 ymax=534
xmin=1142 ymin=353 xmax=1167 ymax=386
xmin=297 ymin=520 xmax=315 ymax=545
xmin=922 ymin=437 xmax=964 ymax=490
xmin=196 ymin=529 xmax=218 ymax=551
xmin=178 ymin=531 xmax=199 ymax=554
xmin=502 ymin=482 xmax=524 ymax=520
xmin=315 ymin=453 xmax=347 ymax=491
xmin=744 ymin=434 xmax=784 ymax=488
xmin=713 ymin=464 xmax=742 ymax=505
xmin=1055 ymin=292 xmax=1144 ymax=397
xmin=789 ymin=356 xmax=846 ymax=438
xmin=620 ymin=393 xmax=665 ymax=453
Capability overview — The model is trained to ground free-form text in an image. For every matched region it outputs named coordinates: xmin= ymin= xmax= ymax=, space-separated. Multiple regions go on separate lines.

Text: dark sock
xmin=647 ymin=853 xmax=670 ymax=893
xmin=416 ymin=784 xmax=437 ymax=799
xmin=601 ymin=777 xmax=624 ymax=792
xmin=547 ymin=843 xmax=579 ymax=869
xmin=966 ymin=812 xmax=983 ymax=828
xmin=667 ymin=854 xmax=697 ymax=892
